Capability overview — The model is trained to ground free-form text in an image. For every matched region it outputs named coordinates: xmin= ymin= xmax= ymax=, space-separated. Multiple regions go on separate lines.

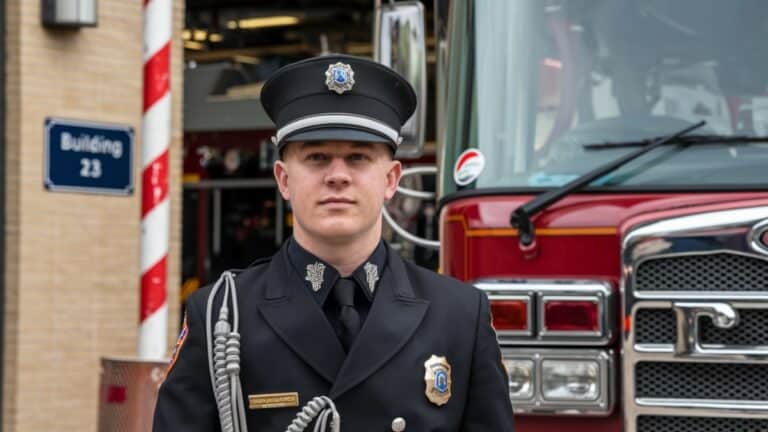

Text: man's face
xmin=274 ymin=140 xmax=402 ymax=244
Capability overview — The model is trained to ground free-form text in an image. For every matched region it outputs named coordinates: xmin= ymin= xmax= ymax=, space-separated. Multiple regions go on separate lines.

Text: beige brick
xmin=3 ymin=0 xmax=184 ymax=430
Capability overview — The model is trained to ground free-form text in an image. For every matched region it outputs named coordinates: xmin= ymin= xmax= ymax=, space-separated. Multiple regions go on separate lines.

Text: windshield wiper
xmin=510 ymin=120 xmax=706 ymax=247
xmin=583 ymin=134 xmax=768 ymax=150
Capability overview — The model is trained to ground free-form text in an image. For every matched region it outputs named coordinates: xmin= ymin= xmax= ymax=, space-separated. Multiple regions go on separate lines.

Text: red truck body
xmin=440 ymin=192 xmax=768 ymax=430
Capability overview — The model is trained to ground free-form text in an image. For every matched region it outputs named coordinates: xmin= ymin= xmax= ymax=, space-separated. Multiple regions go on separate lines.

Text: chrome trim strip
xmin=628 ymin=349 xmax=768 ymax=364
xmin=622 ymin=205 xmax=768 ymax=432
xmin=636 ymin=291 xmax=768 ymax=300
xmin=749 ymin=218 xmax=768 ymax=255
xmin=622 ymin=206 xmax=768 ymax=246
xmin=632 ymin=402 xmax=768 ymax=419
xmin=636 ymin=398 xmax=768 ymax=413
xmin=475 ymin=280 xmax=614 ymax=346
xmin=502 ymin=348 xmax=615 ymax=417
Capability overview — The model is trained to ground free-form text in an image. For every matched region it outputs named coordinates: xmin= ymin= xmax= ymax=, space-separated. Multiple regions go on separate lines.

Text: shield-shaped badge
xmin=424 ymin=355 xmax=452 ymax=406
xmin=324 ymin=62 xmax=355 ymax=94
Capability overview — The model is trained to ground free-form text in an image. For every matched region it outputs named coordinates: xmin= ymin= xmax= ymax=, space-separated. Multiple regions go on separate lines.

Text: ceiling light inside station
xmin=193 ymin=29 xmax=208 ymax=41
xmin=182 ymin=29 xmax=191 ymax=40
xmin=236 ymin=16 xmax=301 ymax=29
xmin=233 ymin=55 xmax=260 ymax=64
xmin=208 ymin=33 xmax=223 ymax=43
xmin=184 ymin=41 xmax=205 ymax=50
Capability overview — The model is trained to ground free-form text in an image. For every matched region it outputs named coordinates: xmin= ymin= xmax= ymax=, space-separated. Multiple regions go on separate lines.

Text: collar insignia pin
xmin=424 ymin=355 xmax=452 ymax=406
xmin=305 ymin=262 xmax=326 ymax=292
xmin=325 ymin=62 xmax=355 ymax=94
xmin=364 ymin=262 xmax=379 ymax=293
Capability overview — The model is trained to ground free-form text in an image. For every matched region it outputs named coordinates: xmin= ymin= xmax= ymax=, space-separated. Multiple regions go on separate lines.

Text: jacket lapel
xmin=329 ymin=249 xmax=430 ymax=399
xmin=257 ymin=245 xmax=346 ymax=383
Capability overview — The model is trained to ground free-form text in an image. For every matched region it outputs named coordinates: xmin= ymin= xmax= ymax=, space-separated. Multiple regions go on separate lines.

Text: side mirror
xmin=374 ymin=1 xmax=427 ymax=159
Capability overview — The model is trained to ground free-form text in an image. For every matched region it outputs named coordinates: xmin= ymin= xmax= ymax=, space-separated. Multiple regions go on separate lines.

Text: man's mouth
xmin=318 ymin=197 xmax=356 ymax=205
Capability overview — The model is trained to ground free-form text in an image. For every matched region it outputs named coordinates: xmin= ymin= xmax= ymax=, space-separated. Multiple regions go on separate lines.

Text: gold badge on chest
xmin=424 ymin=355 xmax=452 ymax=406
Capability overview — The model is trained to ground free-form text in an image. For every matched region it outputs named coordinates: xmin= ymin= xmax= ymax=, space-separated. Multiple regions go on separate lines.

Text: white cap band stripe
xmin=273 ymin=114 xmax=401 ymax=145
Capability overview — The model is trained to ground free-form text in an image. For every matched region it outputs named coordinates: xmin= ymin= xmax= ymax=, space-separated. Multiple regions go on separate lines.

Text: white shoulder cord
xmin=285 ymin=396 xmax=340 ymax=432
xmin=206 ymin=270 xmax=248 ymax=432
xmin=205 ymin=270 xmax=341 ymax=432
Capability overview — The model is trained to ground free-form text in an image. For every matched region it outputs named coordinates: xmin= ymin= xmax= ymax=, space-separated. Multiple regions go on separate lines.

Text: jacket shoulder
xmin=401 ymin=259 xmax=482 ymax=302
xmin=186 ymin=257 xmax=273 ymax=310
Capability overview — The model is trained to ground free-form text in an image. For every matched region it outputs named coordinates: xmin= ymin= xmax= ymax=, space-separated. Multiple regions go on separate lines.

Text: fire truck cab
xmin=384 ymin=1 xmax=768 ymax=431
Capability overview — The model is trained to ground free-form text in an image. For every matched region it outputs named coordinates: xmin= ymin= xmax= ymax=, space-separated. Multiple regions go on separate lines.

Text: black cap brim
xmin=282 ymin=127 xmax=396 ymax=150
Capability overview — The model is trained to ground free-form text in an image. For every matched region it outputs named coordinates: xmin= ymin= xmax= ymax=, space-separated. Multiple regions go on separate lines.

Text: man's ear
xmin=383 ymin=159 xmax=402 ymax=201
xmin=274 ymin=160 xmax=291 ymax=201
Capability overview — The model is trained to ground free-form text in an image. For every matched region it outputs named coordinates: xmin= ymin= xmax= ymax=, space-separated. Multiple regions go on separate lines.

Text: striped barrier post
xmin=139 ymin=0 xmax=172 ymax=359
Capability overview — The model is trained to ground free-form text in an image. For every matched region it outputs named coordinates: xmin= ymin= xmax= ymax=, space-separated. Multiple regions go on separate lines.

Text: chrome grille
xmin=634 ymin=309 xmax=676 ymax=344
xmin=622 ymin=207 xmax=768 ymax=432
xmin=636 ymin=362 xmax=768 ymax=400
xmin=701 ymin=309 xmax=768 ymax=345
xmin=635 ymin=308 xmax=768 ymax=346
xmin=637 ymin=416 xmax=768 ymax=432
xmin=635 ymin=253 xmax=768 ymax=292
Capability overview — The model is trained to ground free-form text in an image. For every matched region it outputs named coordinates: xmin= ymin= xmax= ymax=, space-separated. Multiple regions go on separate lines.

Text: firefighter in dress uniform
xmin=153 ymin=54 xmax=515 ymax=432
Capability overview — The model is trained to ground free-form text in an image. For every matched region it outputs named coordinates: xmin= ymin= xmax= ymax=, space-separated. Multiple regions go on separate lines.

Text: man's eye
xmin=306 ymin=153 xmax=328 ymax=162
xmin=347 ymin=153 xmax=370 ymax=162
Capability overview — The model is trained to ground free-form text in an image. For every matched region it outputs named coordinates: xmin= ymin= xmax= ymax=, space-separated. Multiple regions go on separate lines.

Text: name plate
xmin=248 ymin=392 xmax=300 ymax=410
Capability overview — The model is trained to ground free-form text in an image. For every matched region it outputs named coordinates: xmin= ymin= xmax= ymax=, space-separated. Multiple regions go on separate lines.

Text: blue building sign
xmin=44 ymin=118 xmax=134 ymax=195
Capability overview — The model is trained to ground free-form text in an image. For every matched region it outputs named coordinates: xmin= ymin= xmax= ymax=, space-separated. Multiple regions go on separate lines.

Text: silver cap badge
xmin=325 ymin=62 xmax=355 ymax=94
xmin=305 ymin=262 xmax=326 ymax=292
xmin=364 ymin=262 xmax=379 ymax=293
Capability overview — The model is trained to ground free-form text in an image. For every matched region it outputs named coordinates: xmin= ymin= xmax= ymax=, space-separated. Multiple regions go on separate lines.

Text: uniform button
xmin=391 ymin=417 xmax=406 ymax=431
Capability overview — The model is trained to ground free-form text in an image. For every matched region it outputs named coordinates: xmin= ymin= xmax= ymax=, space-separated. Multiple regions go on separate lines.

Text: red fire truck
xmin=381 ymin=1 xmax=768 ymax=431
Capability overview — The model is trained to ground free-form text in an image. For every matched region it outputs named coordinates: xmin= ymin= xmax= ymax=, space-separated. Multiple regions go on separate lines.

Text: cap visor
xmin=283 ymin=127 xmax=394 ymax=147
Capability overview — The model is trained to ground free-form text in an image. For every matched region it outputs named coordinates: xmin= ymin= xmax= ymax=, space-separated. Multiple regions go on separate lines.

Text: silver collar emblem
xmin=364 ymin=262 xmax=379 ymax=293
xmin=325 ymin=62 xmax=355 ymax=94
xmin=305 ymin=262 xmax=326 ymax=292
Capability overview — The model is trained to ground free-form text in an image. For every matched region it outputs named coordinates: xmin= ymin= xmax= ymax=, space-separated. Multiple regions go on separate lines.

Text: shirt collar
xmin=287 ymin=237 xmax=388 ymax=305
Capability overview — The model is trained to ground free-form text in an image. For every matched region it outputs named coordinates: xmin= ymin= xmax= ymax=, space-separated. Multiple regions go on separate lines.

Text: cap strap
xmin=273 ymin=113 xmax=401 ymax=146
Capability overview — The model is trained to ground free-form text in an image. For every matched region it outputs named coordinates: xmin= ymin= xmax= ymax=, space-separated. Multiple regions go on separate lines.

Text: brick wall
xmin=3 ymin=1 xmax=184 ymax=430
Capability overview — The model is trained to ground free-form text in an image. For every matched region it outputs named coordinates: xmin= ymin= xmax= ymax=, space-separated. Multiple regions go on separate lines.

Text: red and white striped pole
xmin=139 ymin=0 xmax=172 ymax=359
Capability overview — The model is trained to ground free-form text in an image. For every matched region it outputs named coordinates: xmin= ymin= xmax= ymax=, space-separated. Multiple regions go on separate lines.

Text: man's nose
xmin=324 ymin=157 xmax=351 ymax=186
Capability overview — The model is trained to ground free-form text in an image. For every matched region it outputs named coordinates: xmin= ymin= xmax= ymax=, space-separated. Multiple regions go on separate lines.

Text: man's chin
xmin=307 ymin=221 xmax=366 ymax=242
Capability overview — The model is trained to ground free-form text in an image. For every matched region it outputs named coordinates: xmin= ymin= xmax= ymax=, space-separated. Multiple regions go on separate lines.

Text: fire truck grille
xmin=637 ymin=416 xmax=768 ymax=432
xmin=635 ymin=362 xmax=768 ymax=400
xmin=634 ymin=309 xmax=676 ymax=344
xmin=635 ymin=253 xmax=768 ymax=292
xmin=634 ymin=308 xmax=768 ymax=346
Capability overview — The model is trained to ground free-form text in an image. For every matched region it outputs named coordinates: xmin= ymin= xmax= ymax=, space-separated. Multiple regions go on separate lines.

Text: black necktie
xmin=332 ymin=278 xmax=361 ymax=352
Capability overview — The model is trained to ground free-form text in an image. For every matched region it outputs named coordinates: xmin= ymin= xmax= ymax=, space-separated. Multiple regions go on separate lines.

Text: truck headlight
xmin=504 ymin=359 xmax=534 ymax=399
xmin=542 ymin=360 xmax=600 ymax=401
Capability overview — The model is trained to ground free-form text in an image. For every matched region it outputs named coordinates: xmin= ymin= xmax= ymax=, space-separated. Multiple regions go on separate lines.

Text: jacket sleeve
xmin=461 ymin=290 xmax=515 ymax=431
xmin=153 ymin=294 xmax=220 ymax=432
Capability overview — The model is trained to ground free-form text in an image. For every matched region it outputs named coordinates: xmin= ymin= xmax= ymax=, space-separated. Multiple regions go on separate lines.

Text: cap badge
xmin=305 ymin=262 xmax=326 ymax=292
xmin=364 ymin=262 xmax=379 ymax=293
xmin=325 ymin=62 xmax=355 ymax=94
xmin=424 ymin=355 xmax=452 ymax=406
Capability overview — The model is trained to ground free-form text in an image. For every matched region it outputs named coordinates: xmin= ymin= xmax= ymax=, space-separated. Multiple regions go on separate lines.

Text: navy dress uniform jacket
xmin=153 ymin=243 xmax=514 ymax=431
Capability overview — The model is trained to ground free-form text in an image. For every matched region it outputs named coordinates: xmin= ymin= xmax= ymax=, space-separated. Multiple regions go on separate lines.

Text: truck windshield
xmin=440 ymin=0 xmax=768 ymax=196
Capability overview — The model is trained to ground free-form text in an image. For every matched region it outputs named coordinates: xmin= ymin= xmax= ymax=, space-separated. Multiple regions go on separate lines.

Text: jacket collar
xmin=286 ymin=237 xmax=387 ymax=304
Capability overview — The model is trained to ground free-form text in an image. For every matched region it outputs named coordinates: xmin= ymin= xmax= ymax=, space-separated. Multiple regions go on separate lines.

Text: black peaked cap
xmin=260 ymin=54 xmax=417 ymax=151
